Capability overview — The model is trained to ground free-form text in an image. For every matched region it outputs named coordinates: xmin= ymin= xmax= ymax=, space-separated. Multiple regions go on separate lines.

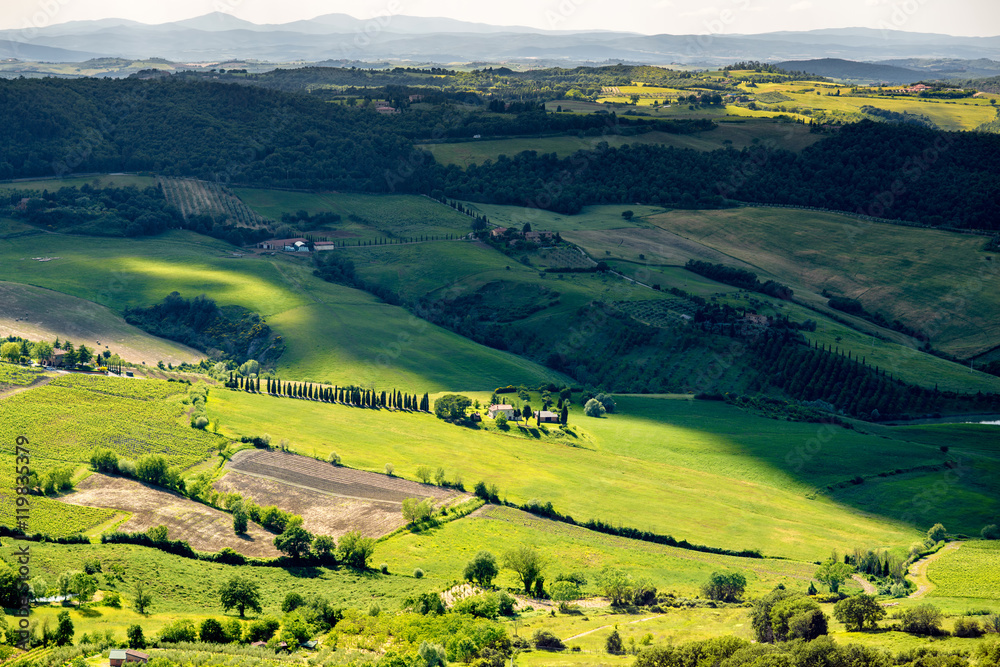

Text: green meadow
xmin=203 ymin=388 xmax=977 ymax=561
xmin=0 ymin=227 xmax=561 ymax=391
xmin=378 ymin=506 xmax=822 ymax=598
xmin=423 ymin=119 xmax=821 ymax=169
xmin=233 ymin=189 xmax=473 ymax=241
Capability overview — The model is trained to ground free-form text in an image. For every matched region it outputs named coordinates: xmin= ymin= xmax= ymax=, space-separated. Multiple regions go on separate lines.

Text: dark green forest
xmin=3 ymin=76 xmax=998 ymax=229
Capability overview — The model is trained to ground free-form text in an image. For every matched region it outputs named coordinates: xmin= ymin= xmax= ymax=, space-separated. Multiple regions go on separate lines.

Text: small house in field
xmin=534 ymin=410 xmax=559 ymax=423
xmin=524 ymin=231 xmax=554 ymax=243
xmin=257 ymin=237 xmax=307 ymax=251
xmin=470 ymin=412 xmax=482 ymax=422
xmin=314 ymin=241 xmax=337 ymax=251
xmin=488 ymin=404 xmax=516 ymax=419
xmin=109 ymin=649 xmax=149 ymax=665
xmin=490 ymin=227 xmax=508 ymax=239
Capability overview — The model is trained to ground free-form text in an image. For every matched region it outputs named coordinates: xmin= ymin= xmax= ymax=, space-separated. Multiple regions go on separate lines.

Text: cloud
xmin=651 ymin=0 xmax=676 ymax=7
xmin=788 ymin=0 xmax=813 ymax=10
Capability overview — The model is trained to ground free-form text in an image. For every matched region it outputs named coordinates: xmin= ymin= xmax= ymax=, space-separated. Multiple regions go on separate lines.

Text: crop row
xmin=49 ymin=374 xmax=188 ymax=401
xmin=159 ymin=176 xmax=271 ymax=229
xmin=0 ymin=492 xmax=115 ymax=537
xmin=0 ymin=362 xmax=44 ymax=386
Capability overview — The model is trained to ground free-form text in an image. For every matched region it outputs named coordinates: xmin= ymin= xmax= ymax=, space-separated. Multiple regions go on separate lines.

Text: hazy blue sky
xmin=2 ymin=0 xmax=998 ymax=36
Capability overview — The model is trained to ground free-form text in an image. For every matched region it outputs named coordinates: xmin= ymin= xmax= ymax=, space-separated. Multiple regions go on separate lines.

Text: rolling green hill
xmin=0 ymin=226 xmax=563 ymax=391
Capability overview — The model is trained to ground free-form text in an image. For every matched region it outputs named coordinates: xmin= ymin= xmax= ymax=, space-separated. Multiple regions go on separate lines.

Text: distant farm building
xmin=490 ymin=227 xmax=508 ymax=238
xmin=488 ymin=404 xmax=516 ymax=419
xmin=313 ymin=241 xmax=337 ymax=251
xmin=534 ymin=410 xmax=559 ymax=423
xmin=109 ymin=649 xmax=149 ymax=665
xmin=375 ymin=104 xmax=399 ymax=114
xmin=257 ymin=238 xmax=311 ymax=252
xmin=524 ymin=231 xmax=554 ymax=243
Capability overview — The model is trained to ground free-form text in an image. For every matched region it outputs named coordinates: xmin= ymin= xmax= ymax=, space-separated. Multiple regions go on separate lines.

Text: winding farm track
xmin=852 ymin=574 xmax=877 ymax=594
xmin=563 ymin=615 xmax=665 ymax=642
xmin=908 ymin=542 xmax=962 ymax=598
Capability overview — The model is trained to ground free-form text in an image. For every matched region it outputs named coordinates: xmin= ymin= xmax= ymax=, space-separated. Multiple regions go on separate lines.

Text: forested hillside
xmin=2 ymin=77 xmax=999 ymax=229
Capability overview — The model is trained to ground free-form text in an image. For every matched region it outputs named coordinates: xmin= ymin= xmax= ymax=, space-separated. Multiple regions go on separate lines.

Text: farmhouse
xmin=257 ymin=237 xmax=308 ymax=251
xmin=524 ymin=231 xmax=554 ymax=243
xmin=109 ymin=649 xmax=149 ymax=665
xmin=533 ymin=410 xmax=559 ymax=423
xmin=490 ymin=227 xmax=508 ymax=238
xmin=313 ymin=241 xmax=337 ymax=251
xmin=488 ymin=404 xmax=516 ymax=419
xmin=48 ymin=349 xmax=66 ymax=367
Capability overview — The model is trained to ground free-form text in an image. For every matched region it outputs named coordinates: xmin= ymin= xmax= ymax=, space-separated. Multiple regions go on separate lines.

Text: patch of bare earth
xmin=60 ymin=473 xmax=280 ymax=558
xmin=215 ymin=449 xmax=466 ymax=539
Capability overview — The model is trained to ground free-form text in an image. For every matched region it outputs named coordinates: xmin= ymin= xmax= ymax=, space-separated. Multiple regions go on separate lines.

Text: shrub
xmin=954 ymin=617 xmax=984 ymax=638
xmin=244 ymin=617 xmax=279 ymax=643
xmin=413 ymin=568 xmax=424 ymax=579
xmin=584 ymin=398 xmax=606 ymax=418
xmin=534 ymin=630 xmax=565 ymax=651
xmin=453 ymin=593 xmax=501 ymax=619
xmin=434 ymin=394 xmax=472 ymax=421
xmin=337 ymin=531 xmax=375 ymax=570
xmin=927 ymin=523 xmax=948 ymax=542
xmin=606 ymin=629 xmax=624 ymax=655
xmin=199 ymin=618 xmax=226 ymax=643
xmin=550 ymin=581 xmax=582 ymax=601
xmin=463 ymin=551 xmax=499 ymax=587
xmin=193 ymin=415 xmax=209 ymax=429
xmin=380 ymin=563 xmax=389 ymax=574
xmin=328 ymin=451 xmax=341 ymax=466
xmin=126 ymin=624 xmax=145 ymax=649
xmin=983 ymin=524 xmax=1000 ymax=540
xmin=89 ymin=448 xmax=119 ymax=473
xmin=833 ymin=594 xmax=885 ymax=632
xmin=899 ymin=604 xmax=945 ymax=635
xmin=158 ymin=619 xmax=197 ymax=643
xmin=384 ymin=463 xmax=395 ymax=476
xmin=702 ymin=571 xmax=747 ymax=602
xmin=103 ymin=591 xmax=121 ymax=608
xmin=281 ymin=592 xmax=305 ymax=613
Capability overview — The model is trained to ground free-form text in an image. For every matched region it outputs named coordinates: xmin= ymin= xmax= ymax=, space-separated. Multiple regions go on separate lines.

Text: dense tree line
xmin=124 ymin=292 xmax=276 ymax=364
xmin=227 ymin=374 xmax=430 ymax=412
xmin=438 ymin=121 xmax=1000 ymax=228
xmin=6 ymin=184 xmax=179 ymax=236
xmin=685 ymin=260 xmax=793 ymax=299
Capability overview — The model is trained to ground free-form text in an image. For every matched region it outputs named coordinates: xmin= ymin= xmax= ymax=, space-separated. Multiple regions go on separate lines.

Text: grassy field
xmin=0 ymin=375 xmax=217 ymax=475
xmin=0 ymin=174 xmax=155 ymax=193
xmin=424 ymin=119 xmax=821 ymax=168
xmin=378 ymin=505 xmax=821 ymax=598
xmin=740 ymin=83 xmax=999 ymax=131
xmin=636 ymin=208 xmax=1000 ymax=360
xmin=425 ymin=203 xmax=1000 ymax=394
xmin=0 ymin=227 xmax=563 ymax=391
xmin=21 ymin=540 xmax=433 ymax=636
xmin=202 ymin=388 xmax=983 ymax=560
xmin=234 ymin=189 xmax=474 ymax=242
xmin=0 ymin=281 xmax=203 ymax=366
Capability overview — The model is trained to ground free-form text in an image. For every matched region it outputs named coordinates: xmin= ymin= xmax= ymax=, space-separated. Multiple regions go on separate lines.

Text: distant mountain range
xmin=1 ymin=14 xmax=998 ymax=66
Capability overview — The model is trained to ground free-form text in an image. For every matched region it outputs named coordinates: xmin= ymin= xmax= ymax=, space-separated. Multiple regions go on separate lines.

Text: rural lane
xmin=908 ymin=542 xmax=962 ymax=598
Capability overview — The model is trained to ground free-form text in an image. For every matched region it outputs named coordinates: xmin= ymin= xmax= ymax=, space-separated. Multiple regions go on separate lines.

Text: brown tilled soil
xmin=215 ymin=449 xmax=464 ymax=538
xmin=61 ymin=473 xmax=280 ymax=558
xmin=226 ymin=449 xmax=455 ymax=503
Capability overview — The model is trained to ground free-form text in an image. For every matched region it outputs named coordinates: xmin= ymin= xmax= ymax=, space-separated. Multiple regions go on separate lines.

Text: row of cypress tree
xmin=226 ymin=374 xmax=430 ymax=412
